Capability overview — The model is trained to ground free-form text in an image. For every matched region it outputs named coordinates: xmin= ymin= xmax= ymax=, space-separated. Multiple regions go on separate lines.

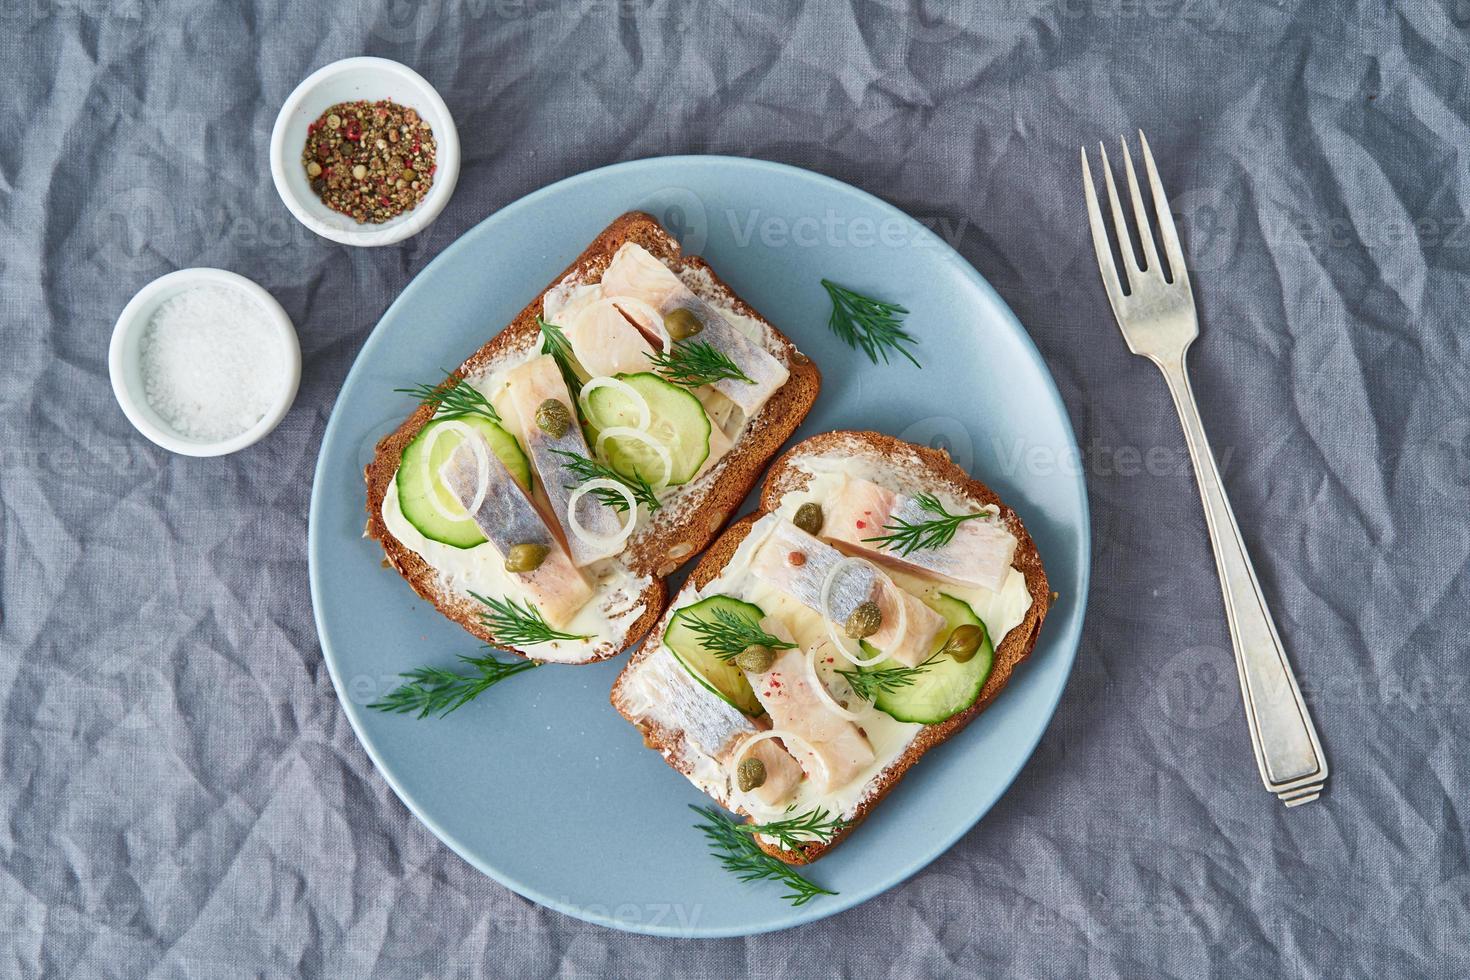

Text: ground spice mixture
xmin=301 ymin=99 xmax=437 ymax=223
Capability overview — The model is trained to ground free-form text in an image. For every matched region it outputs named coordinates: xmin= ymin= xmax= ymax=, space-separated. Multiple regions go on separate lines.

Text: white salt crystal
xmin=139 ymin=285 xmax=285 ymax=442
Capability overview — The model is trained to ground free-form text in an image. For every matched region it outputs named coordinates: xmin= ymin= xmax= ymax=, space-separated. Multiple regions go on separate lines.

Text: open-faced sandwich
xmin=612 ymin=431 xmax=1051 ymax=861
xmin=365 ymin=213 xmax=821 ymax=664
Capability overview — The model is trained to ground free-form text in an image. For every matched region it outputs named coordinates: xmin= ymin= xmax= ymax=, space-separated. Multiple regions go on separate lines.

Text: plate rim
xmin=308 ymin=154 xmax=1091 ymax=937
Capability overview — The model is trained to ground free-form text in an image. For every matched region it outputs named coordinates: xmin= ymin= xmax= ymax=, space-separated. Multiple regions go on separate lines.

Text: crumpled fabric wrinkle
xmin=2 ymin=1 xmax=1467 ymax=976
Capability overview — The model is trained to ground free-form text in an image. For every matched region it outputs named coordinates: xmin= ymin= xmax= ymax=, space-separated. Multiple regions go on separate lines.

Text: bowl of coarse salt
xmin=109 ymin=268 xmax=301 ymax=457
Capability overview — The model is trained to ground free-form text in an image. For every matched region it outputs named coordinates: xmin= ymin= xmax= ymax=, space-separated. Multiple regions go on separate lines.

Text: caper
xmin=793 ymin=502 xmax=824 ymax=536
xmin=941 ymin=624 xmax=984 ymax=663
xmin=735 ymin=644 xmax=776 ymax=673
xmin=844 ymin=600 xmax=883 ymax=639
xmin=736 ymin=756 xmax=767 ymax=792
xmin=504 ymin=542 xmax=550 ymax=574
xmin=534 ymin=398 xmax=572 ymax=439
xmin=664 ymin=306 xmax=704 ymax=340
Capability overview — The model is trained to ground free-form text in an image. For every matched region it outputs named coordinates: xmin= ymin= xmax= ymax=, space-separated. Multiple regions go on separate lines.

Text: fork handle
xmin=1158 ymin=354 xmax=1329 ymax=806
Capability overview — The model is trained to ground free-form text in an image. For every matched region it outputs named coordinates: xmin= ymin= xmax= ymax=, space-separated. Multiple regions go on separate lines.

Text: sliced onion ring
xmin=728 ymin=729 xmax=830 ymax=807
xmin=577 ymin=376 xmax=652 ymax=431
xmin=595 ymin=426 xmax=673 ymax=488
xmin=805 ymin=643 xmax=865 ymax=721
xmin=609 ymin=296 xmax=670 ymax=352
xmin=421 ymin=420 xmax=488 ymax=524
xmin=819 ymin=556 xmax=890 ymax=667
xmin=566 ymin=478 xmax=639 ymax=557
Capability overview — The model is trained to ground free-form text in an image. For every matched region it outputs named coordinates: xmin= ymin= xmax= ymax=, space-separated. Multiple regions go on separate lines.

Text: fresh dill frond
xmin=550 ymin=448 xmax=662 ymax=514
xmin=690 ymin=805 xmax=837 ymax=907
xmin=647 ymin=339 xmax=753 ymax=387
xmin=470 ymin=592 xmax=591 ymax=645
xmin=368 ymin=651 xmax=538 ymax=719
xmin=836 ymin=653 xmax=941 ymax=702
xmin=820 ymin=279 xmax=920 ymax=368
xmin=682 ymin=607 xmax=797 ymax=661
xmin=396 ymin=372 xmax=501 ymax=423
xmin=861 ymin=492 xmax=989 ymax=557
xmin=538 ymin=316 xmax=583 ymax=401
xmin=733 ymin=806 xmax=850 ymax=851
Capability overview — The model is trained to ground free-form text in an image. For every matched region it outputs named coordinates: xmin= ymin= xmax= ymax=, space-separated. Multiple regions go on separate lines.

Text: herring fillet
xmin=562 ymin=299 xmax=659 ymax=378
xmin=748 ymin=520 xmax=947 ymax=667
xmin=503 ymin=354 xmax=624 ymax=567
xmin=739 ymin=735 xmax=804 ymax=807
xmin=598 ymin=243 xmax=789 ymax=416
xmin=745 ymin=619 xmax=875 ymax=792
xmin=438 ymin=437 xmax=594 ymax=628
xmin=823 ymin=475 xmax=1018 ymax=592
xmin=618 ymin=626 xmax=802 ymax=807
xmin=731 ymin=617 xmax=804 ymax=806
xmin=694 ymin=416 xmax=734 ymax=480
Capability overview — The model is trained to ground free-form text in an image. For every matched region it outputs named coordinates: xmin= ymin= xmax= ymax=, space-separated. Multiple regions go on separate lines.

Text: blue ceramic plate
xmin=309 ymin=156 xmax=1089 ymax=937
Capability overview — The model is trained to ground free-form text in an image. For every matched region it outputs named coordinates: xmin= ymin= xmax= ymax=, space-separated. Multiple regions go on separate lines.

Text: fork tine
xmin=1081 ymin=147 xmax=1126 ymax=315
xmin=1097 ymin=141 xmax=1140 ymax=288
xmin=1138 ymin=130 xmax=1186 ymax=281
xmin=1119 ymin=136 xmax=1160 ymax=275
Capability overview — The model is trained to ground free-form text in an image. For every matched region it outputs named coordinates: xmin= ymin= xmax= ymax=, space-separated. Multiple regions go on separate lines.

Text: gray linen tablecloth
xmin=2 ymin=1 xmax=1467 ymax=976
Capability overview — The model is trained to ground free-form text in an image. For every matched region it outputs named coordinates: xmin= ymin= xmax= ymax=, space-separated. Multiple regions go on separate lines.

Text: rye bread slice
xmin=610 ymin=431 xmax=1052 ymax=862
xmin=364 ymin=211 xmax=821 ymax=663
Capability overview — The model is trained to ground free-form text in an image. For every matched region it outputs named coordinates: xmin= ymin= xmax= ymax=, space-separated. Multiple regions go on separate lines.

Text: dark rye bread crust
xmin=364 ymin=212 xmax=821 ymax=662
xmin=610 ymin=431 xmax=1052 ymax=862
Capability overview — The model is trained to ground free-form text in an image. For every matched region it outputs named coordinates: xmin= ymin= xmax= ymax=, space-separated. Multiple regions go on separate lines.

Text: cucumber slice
xmin=860 ymin=592 xmax=995 ymax=724
xmin=585 ymin=372 xmax=710 ymax=486
xmin=664 ymin=594 xmax=765 ymax=716
xmin=397 ymin=416 xmax=532 ymax=549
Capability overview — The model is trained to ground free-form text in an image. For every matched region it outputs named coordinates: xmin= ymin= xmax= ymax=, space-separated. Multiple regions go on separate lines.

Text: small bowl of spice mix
xmin=270 ymin=57 xmax=460 ymax=246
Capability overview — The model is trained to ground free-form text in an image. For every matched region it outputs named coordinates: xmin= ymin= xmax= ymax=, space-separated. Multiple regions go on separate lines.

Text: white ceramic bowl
xmin=109 ymin=268 xmax=302 ymax=457
xmin=270 ymin=57 xmax=460 ymax=247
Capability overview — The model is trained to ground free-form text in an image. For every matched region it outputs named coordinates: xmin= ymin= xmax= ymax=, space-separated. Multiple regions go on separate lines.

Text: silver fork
xmin=1081 ymin=132 xmax=1328 ymax=807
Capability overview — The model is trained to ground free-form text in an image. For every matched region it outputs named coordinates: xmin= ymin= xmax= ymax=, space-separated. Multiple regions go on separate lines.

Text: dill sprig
xmin=470 ymin=592 xmax=590 ymax=645
xmin=396 ymin=372 xmax=501 ymax=423
xmin=861 ymin=492 xmax=990 ymax=557
xmin=682 ymin=607 xmax=797 ymax=661
xmin=837 ymin=653 xmax=941 ymax=702
xmin=647 ymin=339 xmax=753 ymax=387
xmin=820 ymin=279 xmax=920 ymax=368
xmin=368 ymin=651 xmax=538 ymax=719
xmin=550 ymin=448 xmax=662 ymax=514
xmin=734 ymin=806 xmax=850 ymax=851
xmin=690 ymin=805 xmax=837 ymax=907
xmin=538 ymin=316 xmax=583 ymax=401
